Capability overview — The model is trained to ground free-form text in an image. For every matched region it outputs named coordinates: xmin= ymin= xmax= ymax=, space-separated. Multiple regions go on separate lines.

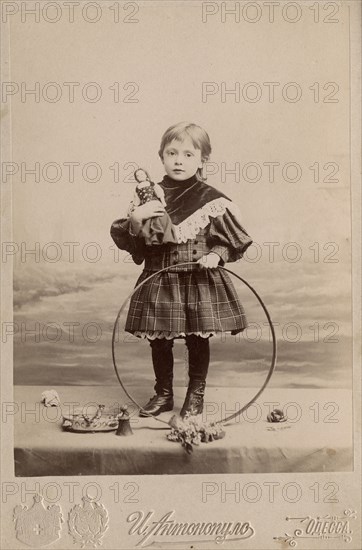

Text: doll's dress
xmin=136 ymin=182 xmax=177 ymax=245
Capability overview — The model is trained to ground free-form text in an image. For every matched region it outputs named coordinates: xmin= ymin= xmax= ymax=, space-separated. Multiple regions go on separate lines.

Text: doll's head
xmin=134 ymin=168 xmax=151 ymax=184
xmin=158 ymin=122 xmax=212 ymax=182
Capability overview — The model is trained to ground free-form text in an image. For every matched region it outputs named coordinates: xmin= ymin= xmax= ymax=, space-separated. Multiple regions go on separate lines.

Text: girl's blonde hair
xmin=158 ymin=122 xmax=212 ymax=181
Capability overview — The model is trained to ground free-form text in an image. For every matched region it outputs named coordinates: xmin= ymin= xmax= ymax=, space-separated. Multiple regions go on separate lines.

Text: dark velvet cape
xmin=110 ymin=174 xmax=252 ymax=265
xmin=159 ymin=175 xmax=231 ymax=225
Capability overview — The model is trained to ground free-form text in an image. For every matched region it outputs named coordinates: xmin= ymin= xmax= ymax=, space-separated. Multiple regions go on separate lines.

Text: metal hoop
xmin=112 ymin=262 xmax=277 ymax=425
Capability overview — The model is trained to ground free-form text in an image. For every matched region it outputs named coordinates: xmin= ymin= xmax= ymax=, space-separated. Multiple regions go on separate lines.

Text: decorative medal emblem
xmin=13 ymin=494 xmax=63 ymax=547
xmin=68 ymin=497 xmax=109 ymax=548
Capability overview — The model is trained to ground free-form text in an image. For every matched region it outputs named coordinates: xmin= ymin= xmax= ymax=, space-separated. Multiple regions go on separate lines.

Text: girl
xmin=111 ymin=122 xmax=253 ymax=418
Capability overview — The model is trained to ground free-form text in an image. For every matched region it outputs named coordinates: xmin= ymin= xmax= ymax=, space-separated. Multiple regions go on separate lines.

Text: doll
xmin=132 ymin=168 xmax=177 ymax=245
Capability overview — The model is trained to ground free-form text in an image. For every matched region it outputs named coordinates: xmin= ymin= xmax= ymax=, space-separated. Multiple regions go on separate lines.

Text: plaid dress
xmin=111 ymin=204 xmax=253 ymax=340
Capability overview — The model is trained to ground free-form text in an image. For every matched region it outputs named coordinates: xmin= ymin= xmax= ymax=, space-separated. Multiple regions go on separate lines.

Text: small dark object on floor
xmin=267 ymin=409 xmax=287 ymax=423
xmin=115 ymin=406 xmax=133 ymax=436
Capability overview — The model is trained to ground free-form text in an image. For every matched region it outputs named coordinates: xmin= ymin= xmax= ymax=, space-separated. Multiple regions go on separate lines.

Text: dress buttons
xmin=194 ymin=240 xmax=198 ymax=244
xmin=192 ymin=250 xmax=197 ymax=255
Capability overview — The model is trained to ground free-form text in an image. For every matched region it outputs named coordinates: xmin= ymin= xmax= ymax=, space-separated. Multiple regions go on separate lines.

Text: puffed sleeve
xmin=207 ymin=208 xmax=253 ymax=265
xmin=110 ymin=217 xmax=146 ymax=265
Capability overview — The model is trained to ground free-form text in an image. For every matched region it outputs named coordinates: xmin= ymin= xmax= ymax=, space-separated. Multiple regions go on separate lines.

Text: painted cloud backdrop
xmin=8 ymin=5 xmax=352 ymax=390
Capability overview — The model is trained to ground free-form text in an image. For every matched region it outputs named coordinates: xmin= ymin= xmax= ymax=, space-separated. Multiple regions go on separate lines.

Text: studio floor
xmin=13 ymin=385 xmax=353 ymax=476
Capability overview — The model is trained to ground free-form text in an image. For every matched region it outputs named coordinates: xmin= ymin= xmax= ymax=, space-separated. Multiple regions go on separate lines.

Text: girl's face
xmin=161 ymin=137 xmax=203 ymax=181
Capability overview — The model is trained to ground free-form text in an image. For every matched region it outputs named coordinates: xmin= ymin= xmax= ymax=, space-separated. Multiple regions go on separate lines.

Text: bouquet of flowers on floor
xmin=167 ymin=414 xmax=226 ymax=454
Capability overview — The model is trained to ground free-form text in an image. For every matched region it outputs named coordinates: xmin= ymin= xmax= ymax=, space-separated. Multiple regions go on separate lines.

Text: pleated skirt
xmin=125 ymin=268 xmax=247 ymax=339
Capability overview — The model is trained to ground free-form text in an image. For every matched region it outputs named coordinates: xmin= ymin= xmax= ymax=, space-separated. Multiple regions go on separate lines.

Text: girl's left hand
xmin=197 ymin=252 xmax=220 ymax=269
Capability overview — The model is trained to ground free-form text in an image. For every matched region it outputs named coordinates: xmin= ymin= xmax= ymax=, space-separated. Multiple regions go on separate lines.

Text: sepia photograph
xmin=1 ymin=1 xmax=361 ymax=549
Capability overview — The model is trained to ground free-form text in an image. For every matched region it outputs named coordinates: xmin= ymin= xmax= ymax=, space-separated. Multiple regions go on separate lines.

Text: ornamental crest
xmin=13 ymin=494 xmax=63 ymax=547
xmin=68 ymin=497 xmax=109 ymax=548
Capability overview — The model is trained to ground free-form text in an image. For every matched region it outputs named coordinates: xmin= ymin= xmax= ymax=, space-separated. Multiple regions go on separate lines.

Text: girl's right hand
xmin=131 ymin=200 xmax=166 ymax=222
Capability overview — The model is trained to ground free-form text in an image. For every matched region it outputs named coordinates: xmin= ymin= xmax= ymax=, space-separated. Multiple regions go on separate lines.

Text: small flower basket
xmin=167 ymin=414 xmax=226 ymax=454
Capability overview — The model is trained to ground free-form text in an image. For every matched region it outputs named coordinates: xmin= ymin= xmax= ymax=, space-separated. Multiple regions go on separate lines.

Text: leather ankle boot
xmin=180 ymin=380 xmax=206 ymax=418
xmin=139 ymin=338 xmax=174 ymax=417
xmin=139 ymin=388 xmax=174 ymax=417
